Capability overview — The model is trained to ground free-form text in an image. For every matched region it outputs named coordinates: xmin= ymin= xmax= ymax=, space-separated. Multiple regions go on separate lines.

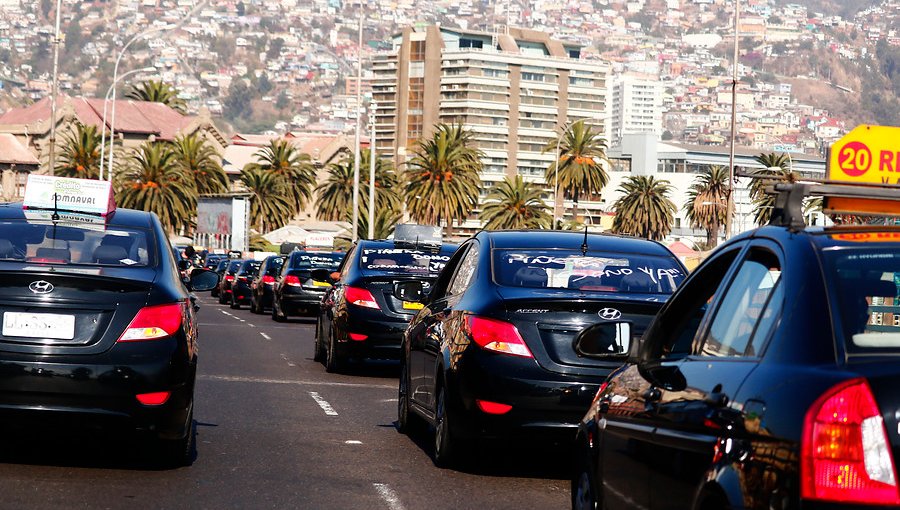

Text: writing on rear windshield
xmin=360 ymin=248 xmax=451 ymax=274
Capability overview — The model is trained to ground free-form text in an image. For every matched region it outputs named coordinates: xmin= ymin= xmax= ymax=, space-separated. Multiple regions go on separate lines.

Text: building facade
xmin=610 ymin=73 xmax=664 ymax=145
xmin=371 ymin=25 xmax=611 ymax=229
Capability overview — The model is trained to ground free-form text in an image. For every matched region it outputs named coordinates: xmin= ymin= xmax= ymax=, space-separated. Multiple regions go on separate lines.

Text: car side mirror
xmin=395 ymin=280 xmax=426 ymax=303
xmin=311 ymin=268 xmax=333 ymax=282
xmin=189 ymin=269 xmax=220 ymax=292
xmin=573 ymin=321 xmax=633 ymax=359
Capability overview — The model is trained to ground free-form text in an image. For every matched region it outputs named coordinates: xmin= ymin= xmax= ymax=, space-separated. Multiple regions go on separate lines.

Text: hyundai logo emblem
xmin=598 ymin=307 xmax=622 ymax=320
xmin=28 ymin=280 xmax=54 ymax=294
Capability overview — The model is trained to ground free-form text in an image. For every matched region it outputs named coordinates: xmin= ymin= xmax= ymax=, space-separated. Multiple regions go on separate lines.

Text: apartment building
xmin=371 ymin=24 xmax=611 ymax=228
xmin=610 ymin=73 xmax=664 ymax=144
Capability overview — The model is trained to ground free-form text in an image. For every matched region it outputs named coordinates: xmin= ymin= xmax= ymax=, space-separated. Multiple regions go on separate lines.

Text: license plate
xmin=313 ymin=281 xmax=332 ymax=287
xmin=402 ymin=301 xmax=424 ymax=310
xmin=2 ymin=312 xmax=76 ymax=340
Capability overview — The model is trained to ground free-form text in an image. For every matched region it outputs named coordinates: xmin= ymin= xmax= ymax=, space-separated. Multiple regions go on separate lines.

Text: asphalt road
xmin=0 ymin=294 xmax=571 ymax=509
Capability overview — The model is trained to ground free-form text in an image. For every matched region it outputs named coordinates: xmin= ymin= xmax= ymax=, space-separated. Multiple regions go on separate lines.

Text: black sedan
xmin=229 ymin=259 xmax=261 ymax=309
xmin=398 ymin=230 xmax=686 ymax=467
xmin=316 ymin=240 xmax=458 ymax=373
xmin=210 ymin=259 xmax=229 ymax=298
xmin=271 ymin=251 xmax=344 ymax=321
xmin=573 ymin=184 xmax=900 ymax=509
xmin=249 ymin=255 xmax=285 ymax=314
xmin=0 ymin=203 xmax=218 ymax=466
xmin=217 ymin=259 xmax=243 ymax=304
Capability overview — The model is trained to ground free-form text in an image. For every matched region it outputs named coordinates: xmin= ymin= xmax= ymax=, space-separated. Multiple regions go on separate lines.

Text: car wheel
xmin=250 ymin=298 xmax=260 ymax=314
xmin=397 ymin=359 xmax=417 ymax=433
xmin=433 ymin=383 xmax=466 ymax=468
xmin=230 ymin=294 xmax=240 ymax=309
xmin=218 ymin=291 xmax=227 ymax=304
xmin=272 ymin=301 xmax=285 ymax=322
xmin=324 ymin=328 xmax=342 ymax=373
xmin=313 ymin=319 xmax=325 ymax=362
xmin=154 ymin=407 xmax=195 ymax=468
xmin=572 ymin=457 xmax=599 ymax=510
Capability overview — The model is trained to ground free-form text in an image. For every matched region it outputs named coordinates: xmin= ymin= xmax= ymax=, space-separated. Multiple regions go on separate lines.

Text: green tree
xmin=249 ymin=139 xmax=317 ymax=216
xmin=481 ymin=175 xmax=551 ymax=230
xmin=240 ymin=165 xmax=294 ymax=234
xmin=611 ymin=175 xmax=677 ymax=241
xmin=544 ymin=120 xmax=610 ymax=221
xmin=224 ymin=79 xmax=253 ymax=120
xmin=275 ymin=90 xmax=290 ymax=110
xmin=115 ymin=142 xmax=197 ymax=233
xmin=125 ymin=80 xmax=187 ymax=113
xmin=684 ymin=165 xmax=730 ymax=249
xmin=749 ymin=152 xmax=797 ymax=226
xmin=171 ymin=133 xmax=229 ymax=195
xmin=267 ymin=37 xmax=284 ymax=60
xmin=316 ymin=149 xmax=401 ymax=230
xmin=403 ymin=123 xmax=483 ymax=231
xmin=55 ymin=124 xmax=102 ymax=179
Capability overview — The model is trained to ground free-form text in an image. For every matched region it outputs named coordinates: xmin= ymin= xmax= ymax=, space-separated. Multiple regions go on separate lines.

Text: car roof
xmin=356 ymin=239 xmax=458 ymax=252
xmin=477 ymin=230 xmax=674 ymax=257
xmin=0 ymin=202 xmax=155 ymax=229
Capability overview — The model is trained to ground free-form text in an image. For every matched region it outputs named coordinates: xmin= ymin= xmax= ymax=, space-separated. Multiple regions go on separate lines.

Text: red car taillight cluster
xmin=466 ymin=316 xmax=533 ymax=358
xmin=802 ymin=378 xmax=900 ymax=505
xmin=262 ymin=275 xmax=276 ymax=285
xmin=117 ymin=302 xmax=185 ymax=342
xmin=345 ymin=286 xmax=380 ymax=310
xmin=224 ymin=274 xmax=235 ymax=282
xmin=284 ymin=275 xmax=302 ymax=287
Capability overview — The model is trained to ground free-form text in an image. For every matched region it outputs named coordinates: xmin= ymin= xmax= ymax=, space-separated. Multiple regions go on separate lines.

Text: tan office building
xmin=372 ymin=25 xmax=611 ymax=228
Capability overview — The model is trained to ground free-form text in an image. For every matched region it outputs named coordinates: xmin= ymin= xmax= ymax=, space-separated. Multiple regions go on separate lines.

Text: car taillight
xmin=284 ymin=275 xmax=302 ymax=287
xmin=225 ymin=274 xmax=235 ymax=282
xmin=466 ymin=316 xmax=533 ymax=358
xmin=802 ymin=378 xmax=900 ymax=505
xmin=118 ymin=302 xmax=184 ymax=342
xmin=345 ymin=286 xmax=380 ymax=309
xmin=476 ymin=399 xmax=512 ymax=415
xmin=263 ymin=275 xmax=276 ymax=284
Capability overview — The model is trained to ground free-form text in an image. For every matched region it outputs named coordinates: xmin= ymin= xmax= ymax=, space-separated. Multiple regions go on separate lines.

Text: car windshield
xmin=0 ymin=220 xmax=154 ymax=267
xmin=358 ymin=246 xmax=454 ymax=276
xmin=289 ymin=252 xmax=342 ymax=270
xmin=825 ymin=248 xmax=900 ymax=353
xmin=493 ymin=249 xmax=685 ymax=294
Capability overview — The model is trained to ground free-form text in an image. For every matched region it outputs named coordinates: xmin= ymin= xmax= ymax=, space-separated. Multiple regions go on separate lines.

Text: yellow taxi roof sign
xmin=828 ymin=124 xmax=900 ymax=184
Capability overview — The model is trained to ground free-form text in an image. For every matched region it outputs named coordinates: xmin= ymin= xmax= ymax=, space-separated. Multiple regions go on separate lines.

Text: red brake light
xmin=467 ymin=316 xmax=533 ymax=358
xmin=284 ymin=275 xmax=302 ymax=287
xmin=118 ymin=303 xmax=184 ymax=342
xmin=802 ymin=378 xmax=900 ymax=505
xmin=345 ymin=286 xmax=380 ymax=309
xmin=224 ymin=274 xmax=235 ymax=282
xmin=476 ymin=399 xmax=512 ymax=415
xmin=136 ymin=391 xmax=171 ymax=405
xmin=348 ymin=332 xmax=368 ymax=341
xmin=263 ymin=275 xmax=276 ymax=284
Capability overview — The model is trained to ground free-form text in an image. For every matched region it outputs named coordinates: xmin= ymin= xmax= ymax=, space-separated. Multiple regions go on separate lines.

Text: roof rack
xmin=767 ymin=180 xmax=900 ymax=231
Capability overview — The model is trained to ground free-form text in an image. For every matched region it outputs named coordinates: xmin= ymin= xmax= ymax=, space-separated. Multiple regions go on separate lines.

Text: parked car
xmin=229 ymin=259 xmax=262 ymax=309
xmin=315 ymin=231 xmax=459 ymax=372
xmin=250 ymin=255 xmax=285 ymax=314
xmin=210 ymin=259 xmax=229 ymax=298
xmin=271 ymin=251 xmax=344 ymax=321
xmin=217 ymin=259 xmax=243 ymax=304
xmin=397 ymin=229 xmax=685 ymax=466
xmin=573 ymin=182 xmax=900 ymax=510
xmin=204 ymin=254 xmax=225 ymax=270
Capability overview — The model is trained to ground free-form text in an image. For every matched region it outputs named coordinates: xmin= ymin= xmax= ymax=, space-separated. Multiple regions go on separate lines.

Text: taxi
xmin=0 ymin=175 xmax=218 ymax=466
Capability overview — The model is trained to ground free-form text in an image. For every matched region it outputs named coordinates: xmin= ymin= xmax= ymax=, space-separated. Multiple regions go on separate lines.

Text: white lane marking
xmin=309 ymin=391 xmax=338 ymax=416
xmin=260 ymin=332 xmax=271 ymax=341
xmin=199 ymin=374 xmax=394 ymax=389
xmin=373 ymin=483 xmax=405 ymax=510
xmin=345 ymin=440 xmax=363 ymax=445
xmin=248 ymin=323 xmax=256 ymax=328
xmin=280 ymin=352 xmax=296 ymax=367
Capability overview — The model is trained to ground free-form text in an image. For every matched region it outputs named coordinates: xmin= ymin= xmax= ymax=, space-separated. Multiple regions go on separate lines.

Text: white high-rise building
xmin=610 ymin=74 xmax=664 ymax=144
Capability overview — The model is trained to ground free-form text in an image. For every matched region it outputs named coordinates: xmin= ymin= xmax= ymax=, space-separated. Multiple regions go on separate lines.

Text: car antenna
xmin=51 ymin=191 xmax=60 ymax=222
xmin=581 ymin=225 xmax=588 ymax=256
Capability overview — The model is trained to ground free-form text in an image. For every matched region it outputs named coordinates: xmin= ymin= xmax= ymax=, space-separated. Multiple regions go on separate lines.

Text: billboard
xmin=197 ymin=198 xmax=233 ymax=235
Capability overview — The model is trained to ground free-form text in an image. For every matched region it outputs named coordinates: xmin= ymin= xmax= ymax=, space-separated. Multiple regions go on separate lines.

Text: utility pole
xmin=725 ymin=0 xmax=740 ymax=241
xmin=368 ymin=103 xmax=377 ymax=240
xmin=351 ymin=14 xmax=363 ymax=242
xmin=48 ymin=0 xmax=63 ymax=173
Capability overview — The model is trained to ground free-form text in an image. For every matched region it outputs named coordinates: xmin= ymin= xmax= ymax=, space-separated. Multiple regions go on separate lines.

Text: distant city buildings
xmin=610 ymin=73 xmax=664 ymax=145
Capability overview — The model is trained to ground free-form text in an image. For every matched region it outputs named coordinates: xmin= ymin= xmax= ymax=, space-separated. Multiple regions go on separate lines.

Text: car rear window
xmin=0 ymin=220 xmax=154 ymax=267
xmin=227 ymin=260 xmax=242 ymax=272
xmin=825 ymin=248 xmax=900 ymax=353
xmin=493 ymin=249 xmax=685 ymax=294
xmin=240 ymin=261 xmax=261 ymax=275
xmin=358 ymin=247 xmax=453 ymax=276
xmin=265 ymin=257 xmax=284 ymax=275
xmin=289 ymin=252 xmax=342 ymax=270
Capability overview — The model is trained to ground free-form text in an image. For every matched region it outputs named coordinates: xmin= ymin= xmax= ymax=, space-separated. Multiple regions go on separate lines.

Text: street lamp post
xmin=48 ymin=0 xmax=63 ymax=172
xmin=725 ymin=0 xmax=740 ymax=240
xmin=367 ymin=103 xmax=377 ymax=240
xmin=351 ymin=14 xmax=363 ymax=242
xmin=99 ymin=66 xmax=156 ymax=181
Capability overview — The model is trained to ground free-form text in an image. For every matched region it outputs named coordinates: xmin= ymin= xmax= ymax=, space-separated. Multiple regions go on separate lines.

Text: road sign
xmin=828 ymin=125 xmax=900 ymax=184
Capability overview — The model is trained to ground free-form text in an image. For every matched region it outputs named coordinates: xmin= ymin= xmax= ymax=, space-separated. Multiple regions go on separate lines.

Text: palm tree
xmin=115 ymin=142 xmax=197 ymax=232
xmin=481 ymin=175 xmax=552 ymax=230
xmin=171 ymin=133 xmax=229 ymax=195
xmin=544 ymin=120 xmax=610 ymax=221
xmin=249 ymin=139 xmax=317 ymax=216
xmin=611 ymin=175 xmax=677 ymax=241
xmin=55 ymin=124 xmax=102 ymax=179
xmin=316 ymin=149 xmax=401 ymax=226
xmin=684 ymin=165 xmax=730 ymax=249
xmin=124 ymin=80 xmax=187 ymax=113
xmin=749 ymin=152 xmax=798 ymax=225
xmin=403 ymin=123 xmax=483 ymax=231
xmin=240 ymin=165 xmax=294 ymax=234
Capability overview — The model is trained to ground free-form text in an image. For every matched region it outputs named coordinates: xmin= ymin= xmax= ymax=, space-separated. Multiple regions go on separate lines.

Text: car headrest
xmin=92 ymin=245 xmax=128 ymax=264
xmin=0 ymin=239 xmax=13 ymax=258
xmin=513 ymin=266 xmax=547 ymax=287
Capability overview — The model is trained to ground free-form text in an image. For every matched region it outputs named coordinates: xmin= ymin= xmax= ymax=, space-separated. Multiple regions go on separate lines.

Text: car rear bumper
xmin=336 ymin=313 xmax=412 ymax=359
xmin=280 ymin=290 xmax=326 ymax=314
xmin=232 ymin=283 xmax=252 ymax=302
